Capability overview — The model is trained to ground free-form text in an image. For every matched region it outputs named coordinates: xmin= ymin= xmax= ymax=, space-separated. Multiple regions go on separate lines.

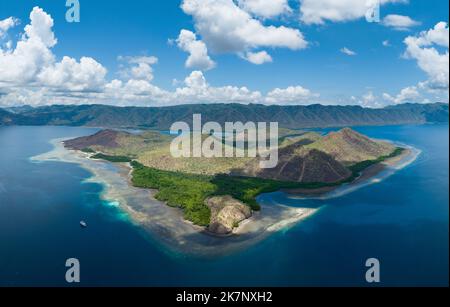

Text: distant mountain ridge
xmin=0 ymin=102 xmax=448 ymax=129
xmin=0 ymin=108 xmax=27 ymax=126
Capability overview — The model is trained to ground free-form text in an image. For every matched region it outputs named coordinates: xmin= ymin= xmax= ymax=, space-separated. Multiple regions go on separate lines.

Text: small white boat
xmin=80 ymin=221 xmax=88 ymax=228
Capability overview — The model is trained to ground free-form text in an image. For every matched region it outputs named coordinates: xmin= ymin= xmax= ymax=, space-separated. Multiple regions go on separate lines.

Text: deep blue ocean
xmin=0 ymin=124 xmax=448 ymax=286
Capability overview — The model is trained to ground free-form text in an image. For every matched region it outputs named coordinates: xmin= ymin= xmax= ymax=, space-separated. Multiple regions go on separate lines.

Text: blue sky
xmin=0 ymin=0 xmax=448 ymax=107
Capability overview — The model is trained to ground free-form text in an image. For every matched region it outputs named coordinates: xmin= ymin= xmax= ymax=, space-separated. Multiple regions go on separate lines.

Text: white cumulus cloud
xmin=173 ymin=70 xmax=263 ymax=104
xmin=358 ymin=91 xmax=379 ymax=108
xmin=0 ymin=7 xmax=318 ymax=107
xmin=0 ymin=17 xmax=19 ymax=38
xmin=237 ymin=0 xmax=292 ymax=19
xmin=340 ymin=47 xmax=357 ymax=56
xmin=299 ymin=0 xmax=407 ymax=25
xmin=180 ymin=0 xmax=307 ymax=64
xmin=359 ymin=84 xmax=446 ymax=108
xmin=382 ymin=14 xmax=420 ymax=31
xmin=265 ymin=86 xmax=319 ymax=105
xmin=243 ymin=50 xmax=273 ymax=64
xmin=0 ymin=7 xmax=107 ymax=92
xmin=403 ymin=22 xmax=449 ymax=90
xmin=118 ymin=55 xmax=158 ymax=82
xmin=37 ymin=56 xmax=107 ymax=91
xmin=0 ymin=7 xmax=56 ymax=84
xmin=176 ymin=29 xmax=216 ymax=71
xmin=382 ymin=86 xmax=420 ymax=104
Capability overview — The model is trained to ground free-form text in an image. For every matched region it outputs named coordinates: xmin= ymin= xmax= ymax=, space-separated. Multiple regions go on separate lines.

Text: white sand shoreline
xmin=31 ymin=138 xmax=317 ymax=257
xmin=30 ymin=137 xmax=420 ymax=257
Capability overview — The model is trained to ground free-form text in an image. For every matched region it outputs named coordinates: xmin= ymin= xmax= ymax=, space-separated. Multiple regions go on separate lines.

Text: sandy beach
xmin=31 ymin=138 xmax=420 ymax=257
xmin=31 ymin=138 xmax=317 ymax=257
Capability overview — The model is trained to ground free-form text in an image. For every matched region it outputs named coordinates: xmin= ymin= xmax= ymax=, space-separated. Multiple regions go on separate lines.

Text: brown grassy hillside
xmin=64 ymin=127 xmax=396 ymax=183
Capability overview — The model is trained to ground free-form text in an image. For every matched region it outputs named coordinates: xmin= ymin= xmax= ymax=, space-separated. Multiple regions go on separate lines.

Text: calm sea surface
xmin=0 ymin=124 xmax=448 ymax=286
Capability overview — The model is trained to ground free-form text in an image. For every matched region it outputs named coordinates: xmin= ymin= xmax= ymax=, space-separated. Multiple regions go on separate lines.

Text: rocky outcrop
xmin=206 ymin=196 xmax=252 ymax=235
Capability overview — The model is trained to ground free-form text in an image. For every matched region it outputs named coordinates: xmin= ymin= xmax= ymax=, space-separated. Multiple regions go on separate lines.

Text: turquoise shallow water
xmin=0 ymin=124 xmax=448 ymax=286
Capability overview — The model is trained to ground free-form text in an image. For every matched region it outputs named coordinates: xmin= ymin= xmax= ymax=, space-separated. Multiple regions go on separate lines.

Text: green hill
xmin=65 ymin=127 xmax=397 ymax=183
xmin=306 ymin=128 xmax=395 ymax=165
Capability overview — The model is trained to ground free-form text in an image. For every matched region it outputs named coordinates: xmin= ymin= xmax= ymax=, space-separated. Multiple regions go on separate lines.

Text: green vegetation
xmin=130 ymin=161 xmax=334 ymax=225
xmin=305 ymin=128 xmax=397 ymax=164
xmin=130 ymin=161 xmax=215 ymax=226
xmin=348 ymin=147 xmax=405 ymax=177
xmin=81 ymin=126 xmax=407 ymax=227
xmin=129 ymin=146 xmax=406 ymax=226
xmin=3 ymin=103 xmax=447 ymax=129
xmin=211 ymin=175 xmax=331 ymax=211
xmin=91 ymin=153 xmax=133 ymax=163
xmin=81 ymin=147 xmax=96 ymax=153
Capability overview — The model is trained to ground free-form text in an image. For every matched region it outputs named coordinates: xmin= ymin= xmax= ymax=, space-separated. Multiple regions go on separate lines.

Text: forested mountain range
xmin=0 ymin=102 xmax=448 ymax=129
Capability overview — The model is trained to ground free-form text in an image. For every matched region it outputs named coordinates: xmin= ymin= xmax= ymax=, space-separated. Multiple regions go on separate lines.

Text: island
xmin=62 ymin=127 xmax=413 ymax=237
